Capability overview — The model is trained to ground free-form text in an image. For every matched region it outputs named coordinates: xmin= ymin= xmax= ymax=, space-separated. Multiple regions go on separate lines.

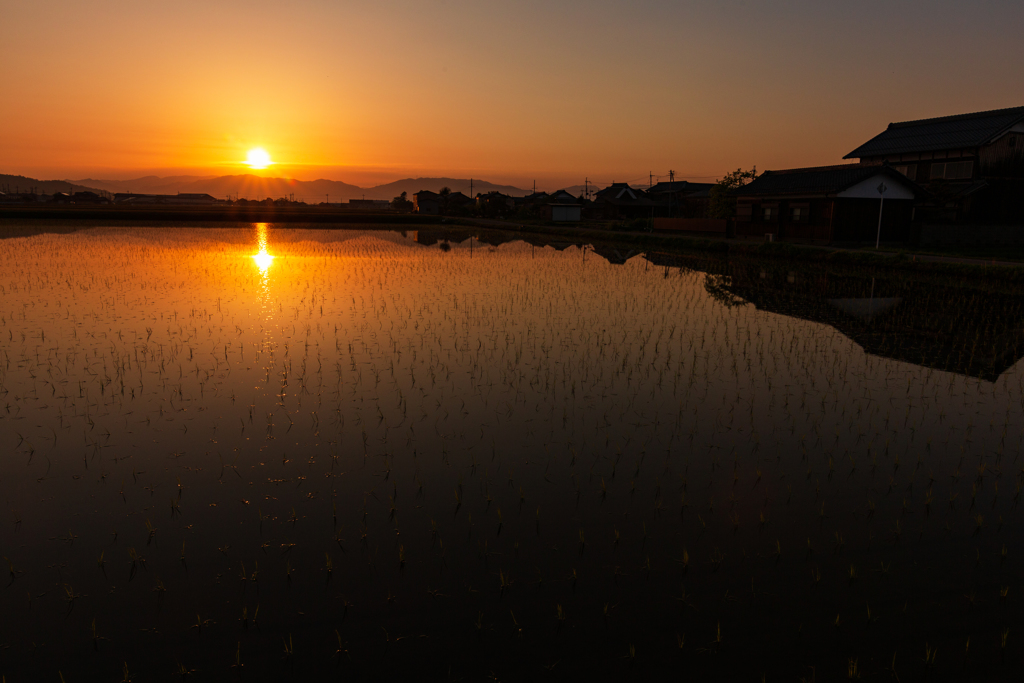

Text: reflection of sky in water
xmin=0 ymin=227 xmax=1021 ymax=679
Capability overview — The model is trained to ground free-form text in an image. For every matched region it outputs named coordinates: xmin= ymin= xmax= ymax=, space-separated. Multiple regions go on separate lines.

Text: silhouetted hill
xmin=0 ymin=174 xmax=104 ymax=196
xmin=69 ymin=175 xmax=364 ymax=202
xmin=65 ymin=174 xmax=534 ymax=202
xmin=73 ymin=176 xmax=218 ymax=195
xmin=561 ymin=185 xmax=590 ymax=198
xmin=184 ymin=175 xmax=366 ymax=202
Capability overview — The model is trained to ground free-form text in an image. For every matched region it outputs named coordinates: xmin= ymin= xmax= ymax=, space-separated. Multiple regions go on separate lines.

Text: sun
xmin=245 ymin=148 xmax=272 ymax=170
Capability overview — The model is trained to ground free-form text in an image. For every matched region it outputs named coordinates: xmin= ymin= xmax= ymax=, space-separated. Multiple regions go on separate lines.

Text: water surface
xmin=0 ymin=225 xmax=1021 ymax=680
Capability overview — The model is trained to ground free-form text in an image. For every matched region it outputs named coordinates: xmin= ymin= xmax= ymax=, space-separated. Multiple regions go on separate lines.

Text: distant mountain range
xmin=2 ymin=172 xmax=597 ymax=203
xmin=2 ymin=171 xmax=598 ymax=202
xmin=0 ymin=174 xmax=105 ymax=196
xmin=66 ymin=174 xmax=536 ymax=202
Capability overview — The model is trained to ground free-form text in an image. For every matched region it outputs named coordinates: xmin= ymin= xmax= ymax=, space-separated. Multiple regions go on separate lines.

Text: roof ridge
xmin=766 ymin=162 xmax=880 ymax=175
xmin=888 ymin=105 xmax=1024 ymax=129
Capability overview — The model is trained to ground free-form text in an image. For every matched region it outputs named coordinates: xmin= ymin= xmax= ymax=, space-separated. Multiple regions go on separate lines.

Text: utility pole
xmin=875 ymin=182 xmax=888 ymax=249
xmin=533 ymin=180 xmax=536 ymax=194
xmin=584 ymin=178 xmax=589 ymax=200
xmin=669 ymin=170 xmax=675 ymax=183
xmin=649 ymin=172 xmax=653 ymax=190
xmin=470 ymin=178 xmax=473 ymax=197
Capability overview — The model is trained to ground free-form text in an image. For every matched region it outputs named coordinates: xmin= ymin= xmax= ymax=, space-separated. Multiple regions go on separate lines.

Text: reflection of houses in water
xmin=643 ymin=251 xmax=715 ymax=272
xmin=415 ymin=229 xmax=476 ymax=247
xmin=412 ymin=228 xmax=594 ymax=253
xmin=590 ymin=245 xmax=641 ymax=265
xmin=828 ymin=296 xmax=901 ymax=322
xmin=722 ymin=264 xmax=1024 ymax=382
xmin=520 ymin=234 xmax=587 ymax=252
xmin=474 ymin=232 xmax=517 ymax=248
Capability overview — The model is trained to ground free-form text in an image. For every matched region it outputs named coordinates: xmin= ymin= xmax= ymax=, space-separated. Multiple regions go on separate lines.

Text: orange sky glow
xmin=2 ymin=0 xmax=1022 ymax=190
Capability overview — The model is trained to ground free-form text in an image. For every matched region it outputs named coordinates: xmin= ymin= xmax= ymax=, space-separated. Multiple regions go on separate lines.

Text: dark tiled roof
xmin=845 ymin=106 xmax=1024 ymax=159
xmin=648 ymin=181 xmax=715 ymax=195
xmin=736 ymin=164 xmax=917 ymax=198
xmin=594 ymin=183 xmax=644 ymax=200
xmin=544 ymin=190 xmax=579 ymax=205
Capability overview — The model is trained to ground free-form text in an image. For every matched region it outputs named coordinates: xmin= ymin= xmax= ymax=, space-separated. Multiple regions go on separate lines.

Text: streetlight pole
xmin=875 ymin=182 xmax=888 ymax=250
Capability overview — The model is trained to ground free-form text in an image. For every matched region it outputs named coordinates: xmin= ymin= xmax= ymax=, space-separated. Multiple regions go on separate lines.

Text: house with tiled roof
xmin=538 ymin=190 xmax=581 ymax=222
xmin=592 ymin=183 xmax=664 ymax=220
xmin=647 ymin=180 xmax=716 ymax=218
xmin=844 ymin=106 xmax=1024 ymax=223
xmin=734 ymin=164 xmax=921 ymax=244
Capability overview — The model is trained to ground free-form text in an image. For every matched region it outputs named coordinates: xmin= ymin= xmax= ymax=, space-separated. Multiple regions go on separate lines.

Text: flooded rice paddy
xmin=0 ymin=224 xmax=1022 ymax=681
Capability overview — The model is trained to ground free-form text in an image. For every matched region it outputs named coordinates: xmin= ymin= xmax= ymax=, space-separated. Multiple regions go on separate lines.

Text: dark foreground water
xmin=0 ymin=224 xmax=1022 ymax=681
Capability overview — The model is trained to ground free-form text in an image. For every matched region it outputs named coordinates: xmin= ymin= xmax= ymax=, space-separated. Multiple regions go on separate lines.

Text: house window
xmin=930 ymin=161 xmax=973 ymax=180
xmin=791 ymin=207 xmax=802 ymax=221
xmin=893 ymin=165 xmax=917 ymax=181
xmin=763 ymin=208 xmax=773 ymax=221
xmin=949 ymin=161 xmax=973 ymax=179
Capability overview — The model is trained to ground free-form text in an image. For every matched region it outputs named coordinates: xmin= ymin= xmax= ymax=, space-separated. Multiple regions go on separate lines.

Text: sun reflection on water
xmin=251 ymin=223 xmax=275 ymax=315
xmin=252 ymin=223 xmax=275 ymax=274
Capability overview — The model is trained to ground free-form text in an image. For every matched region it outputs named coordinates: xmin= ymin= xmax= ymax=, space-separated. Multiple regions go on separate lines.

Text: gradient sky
xmin=2 ymin=0 xmax=1022 ymax=189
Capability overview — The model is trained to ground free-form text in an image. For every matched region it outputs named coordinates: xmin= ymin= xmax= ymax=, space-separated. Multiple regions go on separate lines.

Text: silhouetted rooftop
xmin=845 ymin=106 xmax=1024 ymax=159
xmin=736 ymin=164 xmax=915 ymax=197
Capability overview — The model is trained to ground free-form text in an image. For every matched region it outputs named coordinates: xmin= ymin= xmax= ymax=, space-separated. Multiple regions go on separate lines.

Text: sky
xmin=2 ymin=0 xmax=1022 ymax=190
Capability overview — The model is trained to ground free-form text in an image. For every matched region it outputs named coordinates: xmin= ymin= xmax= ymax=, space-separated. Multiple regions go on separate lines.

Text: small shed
xmin=541 ymin=190 xmax=581 ymax=222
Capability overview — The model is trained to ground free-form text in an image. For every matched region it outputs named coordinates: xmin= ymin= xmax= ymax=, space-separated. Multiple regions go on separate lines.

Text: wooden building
xmin=646 ymin=180 xmax=715 ymax=218
xmin=114 ymin=193 xmax=217 ymax=205
xmin=734 ymin=165 xmax=920 ymax=244
xmin=413 ymin=190 xmax=441 ymax=215
xmin=844 ymin=106 xmax=1024 ymax=223
xmin=591 ymin=183 xmax=663 ymax=220
xmin=538 ymin=189 xmax=581 ymax=222
xmin=348 ymin=199 xmax=390 ymax=210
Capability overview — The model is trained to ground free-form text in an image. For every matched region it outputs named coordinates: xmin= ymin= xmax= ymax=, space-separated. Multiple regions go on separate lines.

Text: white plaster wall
xmin=837 ymin=174 xmax=916 ymax=200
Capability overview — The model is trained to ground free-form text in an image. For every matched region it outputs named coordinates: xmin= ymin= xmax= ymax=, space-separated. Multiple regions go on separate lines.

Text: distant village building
xmin=734 ymin=165 xmax=920 ymax=243
xmin=114 ymin=193 xmax=218 ymax=205
xmin=475 ymin=191 xmax=514 ymax=210
xmin=537 ymin=189 xmax=581 ymax=222
xmin=446 ymin=192 xmax=474 ymax=213
xmin=591 ymin=183 xmax=661 ymax=220
xmin=412 ymin=190 xmax=473 ymax=215
xmin=70 ymin=191 xmax=110 ymax=204
xmin=844 ymin=106 xmax=1024 ymax=224
xmin=413 ymin=190 xmax=440 ymax=215
xmin=348 ymin=199 xmax=390 ymax=210
xmin=646 ymin=180 xmax=715 ymax=218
